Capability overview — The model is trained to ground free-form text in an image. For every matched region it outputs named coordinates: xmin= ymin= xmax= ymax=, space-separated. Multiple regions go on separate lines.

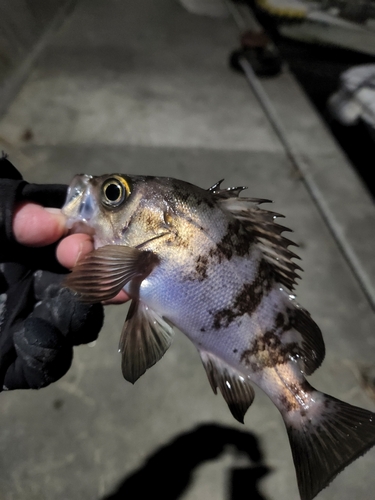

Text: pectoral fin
xmin=64 ymin=245 xmax=159 ymax=302
xmin=200 ymin=350 xmax=255 ymax=423
xmin=120 ymin=299 xmax=175 ymax=384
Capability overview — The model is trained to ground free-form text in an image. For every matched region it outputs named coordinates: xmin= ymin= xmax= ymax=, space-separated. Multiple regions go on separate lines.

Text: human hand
xmin=13 ymin=202 xmax=129 ymax=303
xmin=0 ymin=157 xmax=126 ymax=390
xmin=0 ymin=201 xmax=107 ymax=390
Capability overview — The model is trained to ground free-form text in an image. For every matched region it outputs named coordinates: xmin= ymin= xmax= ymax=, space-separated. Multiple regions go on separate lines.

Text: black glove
xmin=0 ymin=154 xmax=104 ymax=390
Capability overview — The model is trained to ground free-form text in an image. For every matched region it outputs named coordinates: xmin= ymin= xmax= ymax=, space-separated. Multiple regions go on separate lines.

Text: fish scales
xmin=62 ymin=173 xmax=375 ymax=500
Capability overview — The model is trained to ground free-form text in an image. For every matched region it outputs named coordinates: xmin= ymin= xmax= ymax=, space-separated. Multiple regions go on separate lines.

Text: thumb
xmin=13 ymin=202 xmax=67 ymax=247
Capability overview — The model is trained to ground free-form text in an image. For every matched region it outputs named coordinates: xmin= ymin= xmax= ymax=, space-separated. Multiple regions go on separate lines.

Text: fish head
xmin=62 ymin=173 xmax=182 ymax=248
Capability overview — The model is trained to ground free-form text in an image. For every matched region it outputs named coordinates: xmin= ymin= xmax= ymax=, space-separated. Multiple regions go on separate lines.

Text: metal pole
xmin=238 ymin=55 xmax=375 ymax=312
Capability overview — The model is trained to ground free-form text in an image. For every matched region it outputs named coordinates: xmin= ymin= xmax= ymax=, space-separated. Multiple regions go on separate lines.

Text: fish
xmin=62 ymin=173 xmax=375 ymax=500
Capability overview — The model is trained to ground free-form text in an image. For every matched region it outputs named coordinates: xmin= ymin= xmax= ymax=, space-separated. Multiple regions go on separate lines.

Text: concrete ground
xmin=1 ymin=1 xmax=375 ymax=499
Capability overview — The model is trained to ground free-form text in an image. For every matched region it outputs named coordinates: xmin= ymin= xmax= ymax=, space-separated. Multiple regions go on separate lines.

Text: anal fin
xmin=200 ymin=351 xmax=255 ymax=423
xmin=120 ymin=299 xmax=174 ymax=384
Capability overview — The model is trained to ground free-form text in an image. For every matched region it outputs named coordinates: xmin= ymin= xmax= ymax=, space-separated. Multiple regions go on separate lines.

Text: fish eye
xmin=102 ymin=176 xmax=130 ymax=207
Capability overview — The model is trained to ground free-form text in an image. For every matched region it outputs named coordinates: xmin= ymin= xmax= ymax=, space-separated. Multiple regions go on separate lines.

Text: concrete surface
xmin=0 ymin=0 xmax=77 ymax=118
xmin=0 ymin=1 xmax=375 ymax=500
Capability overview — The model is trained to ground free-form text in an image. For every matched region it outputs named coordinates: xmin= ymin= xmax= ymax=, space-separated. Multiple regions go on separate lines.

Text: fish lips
xmin=62 ymin=174 xmax=98 ymax=230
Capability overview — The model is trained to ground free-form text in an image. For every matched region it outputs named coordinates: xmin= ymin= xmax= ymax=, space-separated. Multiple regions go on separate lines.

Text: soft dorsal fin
xmin=292 ymin=303 xmax=325 ymax=375
xmin=200 ymin=350 xmax=255 ymax=423
xmin=209 ymin=181 xmax=302 ymax=291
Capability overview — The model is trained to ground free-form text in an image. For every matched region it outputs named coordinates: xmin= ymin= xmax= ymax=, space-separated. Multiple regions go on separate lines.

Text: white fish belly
xmin=138 ymin=250 xmax=295 ymax=382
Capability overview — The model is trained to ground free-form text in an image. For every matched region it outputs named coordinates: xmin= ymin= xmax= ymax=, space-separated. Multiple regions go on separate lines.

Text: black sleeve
xmin=0 ymin=154 xmax=67 ymax=264
xmin=0 ymin=155 xmax=104 ymax=391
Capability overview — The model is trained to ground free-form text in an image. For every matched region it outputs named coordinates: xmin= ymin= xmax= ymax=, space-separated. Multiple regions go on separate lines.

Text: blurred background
xmin=0 ymin=1 xmax=375 ymax=499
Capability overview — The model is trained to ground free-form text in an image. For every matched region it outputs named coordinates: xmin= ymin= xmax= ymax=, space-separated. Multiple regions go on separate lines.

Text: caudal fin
xmin=285 ymin=393 xmax=375 ymax=500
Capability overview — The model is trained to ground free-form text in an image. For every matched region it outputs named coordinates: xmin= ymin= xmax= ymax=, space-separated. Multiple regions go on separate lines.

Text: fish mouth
xmin=68 ymin=221 xmax=96 ymax=236
xmin=62 ymin=174 xmax=96 ymax=227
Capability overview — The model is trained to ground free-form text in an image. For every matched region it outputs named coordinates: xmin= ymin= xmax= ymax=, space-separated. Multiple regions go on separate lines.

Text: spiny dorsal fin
xmin=200 ymin=350 xmax=255 ymax=423
xmin=208 ymin=179 xmax=270 ymax=204
xmin=212 ymin=187 xmax=302 ymax=291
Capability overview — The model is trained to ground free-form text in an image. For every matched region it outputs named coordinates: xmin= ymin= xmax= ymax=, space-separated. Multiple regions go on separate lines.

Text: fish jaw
xmin=62 ymin=174 xmax=111 ymax=244
xmin=62 ymin=174 xmax=98 ymax=229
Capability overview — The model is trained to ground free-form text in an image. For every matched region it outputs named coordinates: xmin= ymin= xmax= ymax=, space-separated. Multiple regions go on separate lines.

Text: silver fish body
xmin=63 ymin=174 xmax=375 ymax=500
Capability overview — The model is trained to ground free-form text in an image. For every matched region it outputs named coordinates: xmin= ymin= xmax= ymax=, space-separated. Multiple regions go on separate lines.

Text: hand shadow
xmin=102 ymin=423 xmax=271 ymax=500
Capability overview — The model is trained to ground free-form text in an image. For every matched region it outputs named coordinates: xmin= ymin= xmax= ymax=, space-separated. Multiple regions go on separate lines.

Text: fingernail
xmin=44 ymin=207 xmax=63 ymax=215
xmin=44 ymin=207 xmax=68 ymax=237
xmin=75 ymin=238 xmax=94 ymax=265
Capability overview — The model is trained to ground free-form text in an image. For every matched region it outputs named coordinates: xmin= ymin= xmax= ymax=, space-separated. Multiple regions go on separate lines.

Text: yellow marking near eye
xmin=113 ymin=175 xmax=131 ymax=197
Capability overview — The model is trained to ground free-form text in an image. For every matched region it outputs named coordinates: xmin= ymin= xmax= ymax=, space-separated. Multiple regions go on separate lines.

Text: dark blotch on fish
xmin=240 ymin=330 xmax=298 ymax=371
xmin=279 ymin=394 xmax=296 ymax=413
xmin=210 ymin=220 xmax=254 ymax=263
xmin=275 ymin=310 xmax=294 ymax=333
xmin=279 ymin=381 xmax=311 ymax=414
xmin=195 ymin=255 xmax=209 ymax=281
xmin=212 ymin=259 xmax=272 ymax=330
xmin=240 ymin=308 xmax=298 ymax=371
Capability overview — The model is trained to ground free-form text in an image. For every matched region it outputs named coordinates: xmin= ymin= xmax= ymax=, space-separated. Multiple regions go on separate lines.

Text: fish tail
xmin=283 ymin=390 xmax=375 ymax=500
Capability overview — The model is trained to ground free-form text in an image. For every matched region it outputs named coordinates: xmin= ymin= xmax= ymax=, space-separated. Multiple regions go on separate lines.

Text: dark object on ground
xmin=229 ymin=30 xmax=282 ymax=77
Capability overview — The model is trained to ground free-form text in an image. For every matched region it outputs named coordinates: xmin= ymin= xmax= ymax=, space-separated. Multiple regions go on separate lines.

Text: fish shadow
xmin=101 ymin=423 xmax=271 ymax=500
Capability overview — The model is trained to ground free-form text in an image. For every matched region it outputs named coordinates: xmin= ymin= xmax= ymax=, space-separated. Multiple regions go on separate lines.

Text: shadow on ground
xmin=101 ymin=423 xmax=271 ymax=500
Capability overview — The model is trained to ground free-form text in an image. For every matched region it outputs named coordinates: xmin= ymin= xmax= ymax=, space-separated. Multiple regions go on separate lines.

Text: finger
xmin=103 ymin=290 xmax=129 ymax=304
xmin=13 ymin=203 xmax=67 ymax=247
xmin=56 ymin=233 xmax=94 ymax=269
